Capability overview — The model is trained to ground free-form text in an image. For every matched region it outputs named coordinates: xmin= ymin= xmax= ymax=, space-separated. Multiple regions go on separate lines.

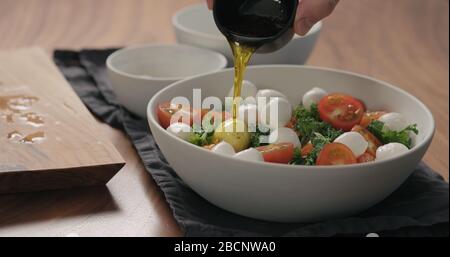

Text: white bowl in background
xmin=147 ymin=65 xmax=435 ymax=223
xmin=172 ymin=4 xmax=322 ymax=66
xmin=106 ymin=44 xmax=227 ymax=118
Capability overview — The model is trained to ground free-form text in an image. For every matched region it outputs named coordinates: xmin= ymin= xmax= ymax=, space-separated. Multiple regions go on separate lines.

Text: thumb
xmin=206 ymin=0 xmax=213 ymax=10
xmin=294 ymin=0 xmax=339 ymax=36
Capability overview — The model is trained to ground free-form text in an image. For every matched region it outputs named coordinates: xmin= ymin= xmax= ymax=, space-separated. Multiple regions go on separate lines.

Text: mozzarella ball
xmin=259 ymin=97 xmax=293 ymax=129
xmin=234 ymin=148 xmax=264 ymax=162
xmin=224 ymin=97 xmax=235 ymax=112
xmin=166 ymin=123 xmax=192 ymax=141
xmin=269 ymin=127 xmax=301 ymax=148
xmin=238 ymin=104 xmax=258 ymax=126
xmin=376 ymin=143 xmax=409 ymax=161
xmin=243 ymin=96 xmax=257 ymax=105
xmin=334 ymin=132 xmax=369 ymax=157
xmin=378 ymin=113 xmax=409 ymax=131
xmin=224 ymin=96 xmax=254 ymax=112
xmin=228 ymin=80 xmax=258 ymax=99
xmin=256 ymin=89 xmax=289 ymax=104
xmin=302 ymin=87 xmax=327 ymax=111
xmin=211 ymin=141 xmax=236 ymax=156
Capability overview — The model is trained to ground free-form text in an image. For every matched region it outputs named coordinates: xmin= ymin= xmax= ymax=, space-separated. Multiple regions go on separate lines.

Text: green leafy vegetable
xmin=249 ymin=125 xmax=271 ymax=148
xmin=188 ymin=124 xmax=214 ymax=146
xmin=290 ymin=148 xmax=303 ymax=165
xmin=304 ymin=133 xmax=333 ymax=165
xmin=291 ymin=132 xmax=333 ymax=165
xmin=367 ymin=120 xmax=419 ymax=149
xmin=293 ymin=104 xmax=342 ymax=145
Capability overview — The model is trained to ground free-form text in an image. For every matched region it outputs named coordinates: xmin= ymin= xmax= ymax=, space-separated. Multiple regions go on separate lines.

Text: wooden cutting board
xmin=0 ymin=47 xmax=125 ymax=194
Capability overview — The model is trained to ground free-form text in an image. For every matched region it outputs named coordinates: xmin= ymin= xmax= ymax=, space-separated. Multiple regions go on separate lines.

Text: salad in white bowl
xmin=156 ymin=83 xmax=419 ymax=166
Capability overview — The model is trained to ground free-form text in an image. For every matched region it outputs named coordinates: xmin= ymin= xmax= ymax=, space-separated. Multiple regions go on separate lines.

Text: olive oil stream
xmin=230 ymin=41 xmax=255 ymax=121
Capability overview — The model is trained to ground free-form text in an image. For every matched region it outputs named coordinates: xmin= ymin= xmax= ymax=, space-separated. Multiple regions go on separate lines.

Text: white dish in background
xmin=147 ymin=65 xmax=435 ymax=223
xmin=172 ymin=4 xmax=322 ymax=66
xmin=106 ymin=44 xmax=227 ymax=118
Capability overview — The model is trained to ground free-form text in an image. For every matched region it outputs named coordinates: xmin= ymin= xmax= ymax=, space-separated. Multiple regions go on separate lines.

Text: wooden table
xmin=0 ymin=0 xmax=448 ymax=237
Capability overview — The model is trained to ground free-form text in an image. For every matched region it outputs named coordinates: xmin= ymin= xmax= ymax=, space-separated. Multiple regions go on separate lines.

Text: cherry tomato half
xmin=359 ymin=111 xmax=387 ymax=128
xmin=256 ymin=143 xmax=295 ymax=164
xmin=157 ymin=102 xmax=185 ymax=129
xmin=316 ymin=143 xmax=357 ymax=166
xmin=157 ymin=102 xmax=203 ymax=129
xmin=301 ymin=143 xmax=314 ymax=157
xmin=318 ymin=94 xmax=366 ymax=131
xmin=286 ymin=116 xmax=296 ymax=130
xmin=285 ymin=116 xmax=302 ymax=136
xmin=357 ymin=152 xmax=376 ymax=163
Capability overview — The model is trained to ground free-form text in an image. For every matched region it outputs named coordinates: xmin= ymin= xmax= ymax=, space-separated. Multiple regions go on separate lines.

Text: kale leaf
xmin=188 ymin=124 xmax=214 ymax=146
xmin=291 ymin=132 xmax=333 ymax=165
xmin=290 ymin=148 xmax=303 ymax=165
xmin=367 ymin=120 xmax=418 ymax=149
xmin=249 ymin=125 xmax=271 ymax=148
xmin=304 ymin=133 xmax=333 ymax=165
xmin=293 ymin=104 xmax=342 ymax=145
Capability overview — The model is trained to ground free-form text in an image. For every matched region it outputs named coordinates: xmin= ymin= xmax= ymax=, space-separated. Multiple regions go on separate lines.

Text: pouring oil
xmin=229 ymin=41 xmax=255 ymax=120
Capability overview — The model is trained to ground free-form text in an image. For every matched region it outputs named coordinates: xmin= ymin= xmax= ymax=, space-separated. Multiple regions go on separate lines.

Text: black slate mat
xmin=54 ymin=49 xmax=449 ymax=237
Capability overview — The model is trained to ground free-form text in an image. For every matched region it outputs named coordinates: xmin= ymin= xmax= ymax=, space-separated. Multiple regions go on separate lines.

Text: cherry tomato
xmin=351 ymin=125 xmax=382 ymax=156
xmin=200 ymin=109 xmax=211 ymax=119
xmin=286 ymin=116 xmax=297 ymax=130
xmin=359 ymin=111 xmax=387 ymax=128
xmin=301 ymin=143 xmax=314 ymax=157
xmin=285 ymin=116 xmax=302 ymax=136
xmin=318 ymin=94 xmax=366 ymax=131
xmin=256 ymin=143 xmax=295 ymax=164
xmin=316 ymin=143 xmax=357 ymax=166
xmin=157 ymin=102 xmax=185 ymax=129
xmin=357 ymin=152 xmax=376 ymax=163
xmin=158 ymin=102 xmax=232 ymax=130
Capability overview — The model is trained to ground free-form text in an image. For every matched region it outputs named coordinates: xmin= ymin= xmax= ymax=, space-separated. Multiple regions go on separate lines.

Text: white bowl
xmin=147 ymin=66 xmax=435 ymax=223
xmin=106 ymin=44 xmax=227 ymax=118
xmin=172 ymin=4 xmax=322 ymax=66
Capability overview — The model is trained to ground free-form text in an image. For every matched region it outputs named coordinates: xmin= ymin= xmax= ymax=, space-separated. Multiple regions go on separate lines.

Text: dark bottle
xmin=213 ymin=0 xmax=298 ymax=53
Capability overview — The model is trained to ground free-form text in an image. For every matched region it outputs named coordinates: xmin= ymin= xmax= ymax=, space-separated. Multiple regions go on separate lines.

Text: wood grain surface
xmin=0 ymin=0 xmax=448 ymax=236
xmin=0 ymin=48 xmax=125 ymax=194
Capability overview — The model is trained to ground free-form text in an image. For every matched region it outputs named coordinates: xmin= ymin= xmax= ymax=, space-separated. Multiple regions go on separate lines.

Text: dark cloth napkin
xmin=53 ymin=49 xmax=449 ymax=237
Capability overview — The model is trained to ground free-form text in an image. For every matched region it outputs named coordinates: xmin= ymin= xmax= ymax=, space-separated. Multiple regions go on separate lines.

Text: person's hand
xmin=206 ymin=0 xmax=339 ymax=36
